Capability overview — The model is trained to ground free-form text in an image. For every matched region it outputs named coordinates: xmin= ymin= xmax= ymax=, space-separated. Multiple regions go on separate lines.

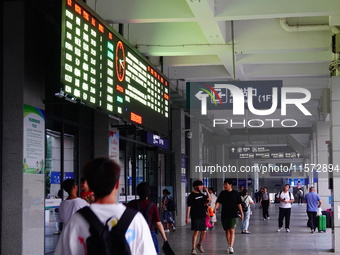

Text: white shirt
xmin=209 ymin=193 xmax=217 ymax=208
xmin=55 ymin=203 xmax=157 ymax=255
xmin=276 ymin=191 xmax=294 ymax=208
xmin=58 ymin=198 xmax=89 ymax=225
xmin=241 ymin=195 xmax=254 ymax=208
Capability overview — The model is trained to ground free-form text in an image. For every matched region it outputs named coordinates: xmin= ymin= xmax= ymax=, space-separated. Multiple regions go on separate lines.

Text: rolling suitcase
xmin=322 ymin=211 xmax=332 ymax=228
xmin=317 ymin=215 xmax=326 ymax=232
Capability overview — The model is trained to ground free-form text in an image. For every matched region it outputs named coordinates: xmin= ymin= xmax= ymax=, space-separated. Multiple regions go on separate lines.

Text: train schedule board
xmin=60 ymin=0 xmax=170 ymax=135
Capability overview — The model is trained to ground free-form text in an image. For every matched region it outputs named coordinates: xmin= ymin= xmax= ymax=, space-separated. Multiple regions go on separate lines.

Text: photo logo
xmin=195 ymin=84 xmax=311 ymax=116
xmin=195 ymin=84 xmax=223 ymax=115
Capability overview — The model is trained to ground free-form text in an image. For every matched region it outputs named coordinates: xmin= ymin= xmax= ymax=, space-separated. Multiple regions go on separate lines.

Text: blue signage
xmin=146 ymin=132 xmax=169 ymax=149
xmin=181 ymin=154 xmax=186 ymax=168
xmin=293 ymin=178 xmax=305 ymax=186
xmin=50 ymin=172 xmax=74 ymax=184
xmin=181 ymin=173 xmax=187 ymax=183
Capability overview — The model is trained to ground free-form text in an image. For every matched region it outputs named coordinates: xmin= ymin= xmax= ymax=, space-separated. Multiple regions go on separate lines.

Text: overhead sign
xmin=187 ymin=80 xmax=283 ymax=111
xmin=60 ymin=0 xmax=170 ymax=135
xmin=229 ymin=146 xmax=300 ymax=160
xmin=146 ymin=132 xmax=169 ymax=149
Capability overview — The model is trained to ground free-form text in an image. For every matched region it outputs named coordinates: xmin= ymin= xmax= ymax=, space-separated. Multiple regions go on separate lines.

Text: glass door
xmin=44 ymin=129 xmax=76 ymax=254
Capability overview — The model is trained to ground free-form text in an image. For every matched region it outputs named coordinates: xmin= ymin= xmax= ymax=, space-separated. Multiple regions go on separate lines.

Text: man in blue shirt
xmin=304 ymin=187 xmax=322 ymax=233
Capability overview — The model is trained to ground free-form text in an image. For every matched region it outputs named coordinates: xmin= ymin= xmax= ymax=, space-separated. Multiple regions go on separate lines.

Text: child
xmin=205 ymin=200 xmax=214 ymax=229
xmin=80 ymin=177 xmax=95 ymax=204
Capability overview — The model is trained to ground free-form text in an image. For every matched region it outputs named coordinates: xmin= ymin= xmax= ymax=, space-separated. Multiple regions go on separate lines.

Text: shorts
xmin=191 ymin=218 xmax=207 ymax=231
xmin=221 ymin=217 xmax=238 ymax=230
xmin=162 ymin=211 xmax=175 ymax=224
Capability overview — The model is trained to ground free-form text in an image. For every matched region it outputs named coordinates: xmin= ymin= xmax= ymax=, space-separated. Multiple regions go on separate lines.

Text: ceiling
xmin=86 ymin=0 xmax=340 ymax=151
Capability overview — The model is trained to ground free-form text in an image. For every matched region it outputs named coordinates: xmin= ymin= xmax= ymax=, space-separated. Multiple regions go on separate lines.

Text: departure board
xmin=60 ymin=0 xmax=170 ymax=135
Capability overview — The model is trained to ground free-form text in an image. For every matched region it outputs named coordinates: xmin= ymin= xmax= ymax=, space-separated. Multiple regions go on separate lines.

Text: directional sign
xmin=188 ymin=80 xmax=282 ymax=111
xmin=229 ymin=146 xmax=300 ymax=160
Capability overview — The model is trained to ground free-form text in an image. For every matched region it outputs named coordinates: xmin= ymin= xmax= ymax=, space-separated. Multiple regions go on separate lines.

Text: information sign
xmin=61 ymin=0 xmax=170 ymax=135
xmin=229 ymin=145 xmax=300 ymax=160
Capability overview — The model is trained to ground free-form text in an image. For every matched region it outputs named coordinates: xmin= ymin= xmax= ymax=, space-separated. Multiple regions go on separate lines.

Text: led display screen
xmin=60 ymin=0 xmax=170 ymax=135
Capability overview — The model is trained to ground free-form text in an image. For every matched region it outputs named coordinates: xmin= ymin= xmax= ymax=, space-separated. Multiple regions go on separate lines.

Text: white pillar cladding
xmin=172 ymin=108 xmax=186 ymax=226
xmin=316 ymin=122 xmax=331 ymax=208
xmin=330 ymin=76 xmax=340 ymax=252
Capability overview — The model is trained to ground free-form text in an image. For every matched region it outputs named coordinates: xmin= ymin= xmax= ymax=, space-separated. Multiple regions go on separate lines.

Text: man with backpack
xmin=276 ymin=184 xmax=295 ymax=233
xmin=296 ymin=188 xmax=304 ymax=205
xmin=54 ymin=158 xmax=157 ymax=255
xmin=127 ymin=182 xmax=168 ymax=254
xmin=162 ymin=189 xmax=176 ymax=232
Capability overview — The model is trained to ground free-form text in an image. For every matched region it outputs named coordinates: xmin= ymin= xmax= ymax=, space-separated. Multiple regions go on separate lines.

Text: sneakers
xmin=196 ymin=244 xmax=205 ymax=253
xmin=311 ymin=229 xmax=315 ymax=234
xmin=277 ymin=227 xmax=283 ymax=232
xmin=267 ymin=217 xmax=270 ymax=220
xmin=191 ymin=249 xmax=197 ymax=255
xmin=229 ymin=247 xmax=234 ymax=254
xmin=286 ymin=228 xmax=290 ymax=233
xmin=172 ymin=227 xmax=176 ymax=231
xmin=164 ymin=229 xmax=170 ymax=233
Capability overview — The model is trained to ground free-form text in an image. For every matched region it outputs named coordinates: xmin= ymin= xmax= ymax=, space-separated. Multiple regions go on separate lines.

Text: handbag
xmin=317 ymin=207 xmax=322 ymax=216
xmin=162 ymin=241 xmax=175 ymax=255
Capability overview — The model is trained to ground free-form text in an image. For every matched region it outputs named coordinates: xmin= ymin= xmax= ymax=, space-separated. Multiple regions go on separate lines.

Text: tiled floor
xmin=45 ymin=203 xmax=338 ymax=254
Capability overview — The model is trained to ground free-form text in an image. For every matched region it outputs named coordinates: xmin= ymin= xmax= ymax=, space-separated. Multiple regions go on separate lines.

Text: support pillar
xmin=330 ymin=76 xmax=340 ymax=252
xmin=316 ymin=122 xmax=331 ymax=207
xmin=172 ymin=109 xmax=186 ymax=226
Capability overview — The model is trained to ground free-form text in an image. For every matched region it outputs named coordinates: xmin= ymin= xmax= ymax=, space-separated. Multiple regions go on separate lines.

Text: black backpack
xmin=277 ymin=191 xmax=293 ymax=202
xmin=241 ymin=195 xmax=248 ymax=212
xmin=136 ymin=201 xmax=154 ymax=228
xmin=166 ymin=197 xmax=176 ymax=212
xmin=78 ymin=206 xmax=138 ymax=255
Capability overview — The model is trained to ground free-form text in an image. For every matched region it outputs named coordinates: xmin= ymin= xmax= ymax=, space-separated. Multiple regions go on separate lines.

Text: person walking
xmin=260 ymin=187 xmax=271 ymax=220
xmin=258 ymin=188 xmax=263 ymax=209
xmin=186 ymin=180 xmax=211 ymax=255
xmin=208 ymin=187 xmax=217 ymax=229
xmin=304 ymin=187 xmax=322 ymax=233
xmin=254 ymin=189 xmax=259 ymax=208
xmin=127 ymin=182 xmax=168 ymax=253
xmin=214 ymin=179 xmax=243 ymax=254
xmin=161 ymin=189 xmax=176 ymax=232
xmin=296 ymin=188 xmax=304 ymax=205
xmin=240 ymin=189 xmax=254 ymax=234
xmin=55 ymin=158 xmax=157 ymax=255
xmin=276 ymin=184 xmax=294 ymax=233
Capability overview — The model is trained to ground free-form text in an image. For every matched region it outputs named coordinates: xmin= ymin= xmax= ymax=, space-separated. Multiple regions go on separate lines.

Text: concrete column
xmin=330 ymin=76 xmax=340 ymax=252
xmin=309 ymin=131 xmax=317 ymax=186
xmin=316 ymin=122 xmax=331 ymax=207
xmin=172 ymin=109 xmax=186 ymax=226
xmin=190 ymin=119 xmax=203 ymax=179
xmin=2 ymin=2 xmax=25 ymax=254
xmin=214 ymin=136 xmax=227 ymax=193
